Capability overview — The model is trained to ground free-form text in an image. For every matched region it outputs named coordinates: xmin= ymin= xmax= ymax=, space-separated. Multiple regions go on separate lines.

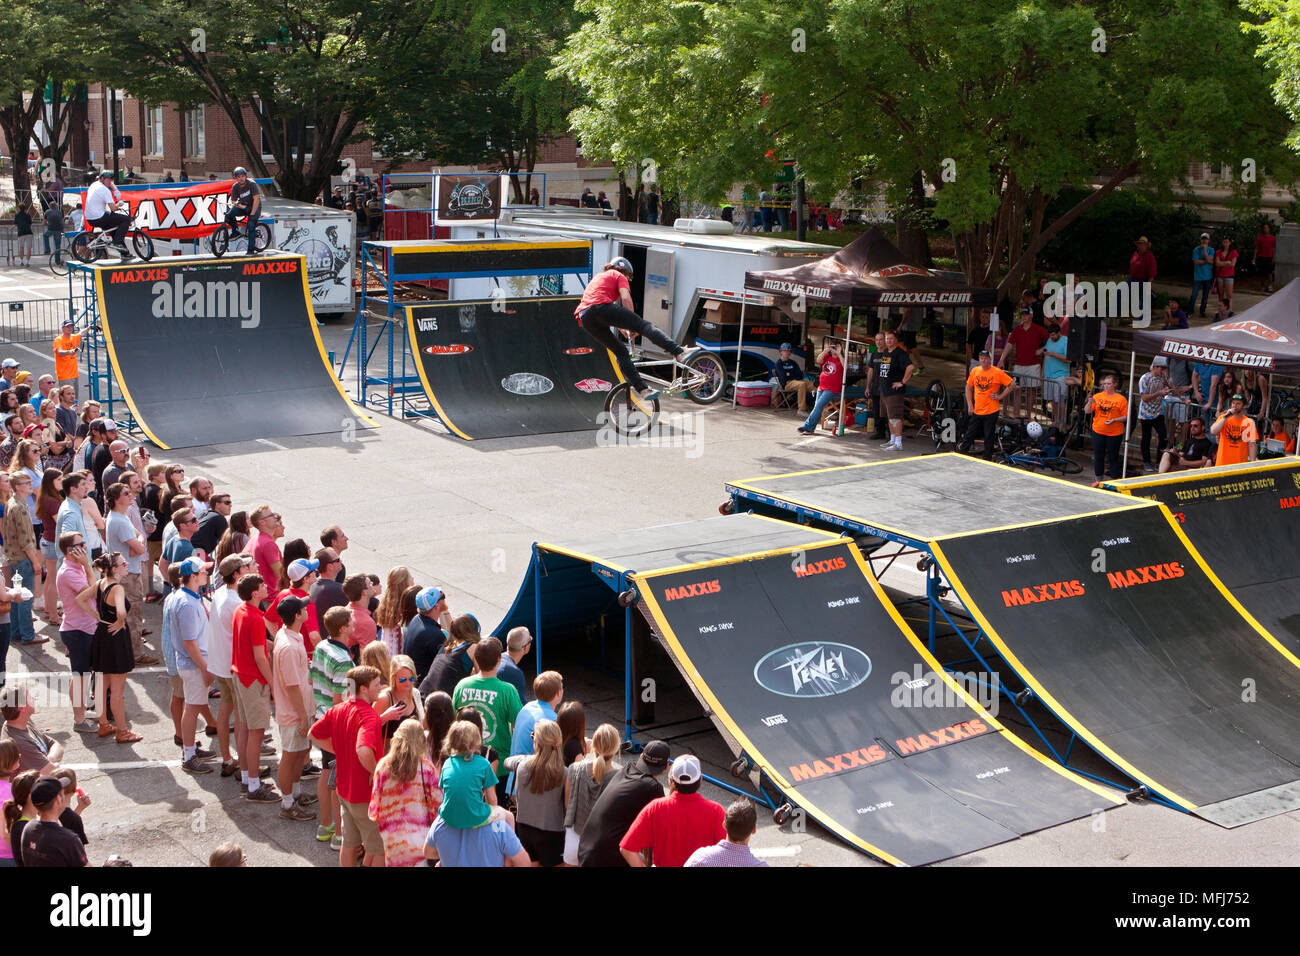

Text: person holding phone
xmin=796 ymin=343 xmax=846 ymax=435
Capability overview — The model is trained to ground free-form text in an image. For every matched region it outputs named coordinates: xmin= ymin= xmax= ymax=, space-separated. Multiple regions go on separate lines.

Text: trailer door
xmin=642 ymin=248 xmax=676 ymax=339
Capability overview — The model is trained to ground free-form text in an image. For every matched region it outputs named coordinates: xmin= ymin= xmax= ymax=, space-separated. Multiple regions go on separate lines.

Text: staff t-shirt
xmin=966 ymin=365 xmax=1013 ymax=417
xmin=1216 ymin=414 xmax=1258 ymax=466
xmin=575 ymin=271 xmax=630 ymax=319
xmin=452 ymin=675 xmax=522 ymax=779
xmin=1090 ymin=392 xmax=1129 ymax=437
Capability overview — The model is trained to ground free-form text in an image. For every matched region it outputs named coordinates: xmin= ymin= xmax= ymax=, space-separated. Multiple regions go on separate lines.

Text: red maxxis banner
xmin=122 ymin=180 xmax=236 ymax=239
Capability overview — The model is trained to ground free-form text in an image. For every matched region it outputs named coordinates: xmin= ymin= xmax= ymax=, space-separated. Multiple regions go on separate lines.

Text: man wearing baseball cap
xmin=209 ymin=553 xmax=254 ymax=777
xmin=772 ymin=343 xmax=813 ymax=413
xmin=619 ymin=753 xmax=726 ymax=867
xmin=175 ymin=556 xmax=217 ymax=774
xmin=0 ymin=358 xmax=19 ymax=390
xmin=264 ymin=557 xmax=323 ymax=657
xmin=578 ymin=738 xmax=671 ymax=867
xmin=84 ymin=168 xmax=133 ymax=260
xmin=403 ymin=586 xmax=448 ymax=683
xmin=1211 ymin=393 xmax=1258 ymax=467
xmin=20 ymin=774 xmax=88 ymax=867
xmin=53 ymin=319 xmax=82 ymax=398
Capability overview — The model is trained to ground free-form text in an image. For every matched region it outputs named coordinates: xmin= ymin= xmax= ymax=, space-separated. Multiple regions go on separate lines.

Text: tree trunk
xmin=896 ymin=169 xmax=933 ymax=266
xmin=0 ymin=91 xmax=44 ymax=205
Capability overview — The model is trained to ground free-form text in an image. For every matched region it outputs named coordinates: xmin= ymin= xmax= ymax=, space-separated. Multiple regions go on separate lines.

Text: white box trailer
xmin=445 ymin=209 xmax=837 ymax=375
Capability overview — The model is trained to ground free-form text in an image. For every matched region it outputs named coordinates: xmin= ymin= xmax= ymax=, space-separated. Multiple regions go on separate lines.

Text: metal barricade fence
xmin=0 ymin=295 xmax=88 ymax=345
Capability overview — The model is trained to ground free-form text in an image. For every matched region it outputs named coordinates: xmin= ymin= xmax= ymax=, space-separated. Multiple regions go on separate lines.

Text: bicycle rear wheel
xmin=1045 ymin=457 xmax=1083 ymax=475
xmin=70 ymin=233 xmax=100 ymax=263
xmin=603 ymin=382 xmax=659 ymax=437
xmin=684 ymin=351 xmax=726 ymax=404
xmin=252 ymin=223 xmax=273 ymax=252
xmin=48 ymin=253 xmax=68 ymax=277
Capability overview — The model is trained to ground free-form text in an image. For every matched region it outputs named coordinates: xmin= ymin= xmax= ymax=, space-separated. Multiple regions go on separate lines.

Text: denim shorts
xmin=40 ymin=539 xmax=59 ymax=561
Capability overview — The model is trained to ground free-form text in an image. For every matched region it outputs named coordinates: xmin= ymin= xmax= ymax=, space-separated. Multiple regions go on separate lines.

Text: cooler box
xmin=735 ymin=381 xmax=773 ymax=407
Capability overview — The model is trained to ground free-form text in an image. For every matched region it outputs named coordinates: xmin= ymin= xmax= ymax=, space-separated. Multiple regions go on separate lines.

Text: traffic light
xmin=115 ymin=135 xmax=133 ymax=149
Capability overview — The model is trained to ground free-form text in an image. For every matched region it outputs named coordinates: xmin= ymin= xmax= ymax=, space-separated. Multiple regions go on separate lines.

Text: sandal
xmin=97 ymin=723 xmax=115 ymax=738
xmin=115 ymin=729 xmax=143 ymax=744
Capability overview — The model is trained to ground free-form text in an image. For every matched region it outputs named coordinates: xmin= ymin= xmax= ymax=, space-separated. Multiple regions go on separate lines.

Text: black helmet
xmin=609 ymin=256 xmax=634 ymax=277
xmin=233 ymin=166 xmax=247 ymax=176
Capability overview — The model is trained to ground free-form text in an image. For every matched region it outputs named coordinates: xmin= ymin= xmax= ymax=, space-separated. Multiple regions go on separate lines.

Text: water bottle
xmin=13 ymin=572 xmax=22 ymax=590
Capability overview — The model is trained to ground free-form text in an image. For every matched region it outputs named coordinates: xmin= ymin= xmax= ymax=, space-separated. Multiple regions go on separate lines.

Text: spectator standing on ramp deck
xmin=876 ymin=330 xmax=915 ymax=452
xmin=959 ymin=350 xmax=1013 ymax=459
xmin=1085 ymin=373 xmax=1129 ymax=481
xmin=1211 ymin=394 xmax=1258 ymax=466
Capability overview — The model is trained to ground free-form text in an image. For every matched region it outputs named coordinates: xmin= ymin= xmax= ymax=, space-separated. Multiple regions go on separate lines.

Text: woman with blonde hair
xmin=374 ymin=654 xmax=423 ymax=753
xmin=35 ymin=469 xmax=63 ymax=625
xmin=361 ymin=641 xmax=392 ymax=687
xmin=504 ymin=718 xmax=567 ymax=866
xmin=367 ymin=718 xmax=440 ymax=867
xmin=374 ymin=566 xmax=413 ymax=655
xmin=562 ymin=723 xmax=621 ymax=865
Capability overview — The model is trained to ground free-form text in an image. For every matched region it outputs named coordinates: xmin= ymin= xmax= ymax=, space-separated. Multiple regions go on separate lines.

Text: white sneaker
xmin=887 ymin=442 xmax=903 ymax=452
xmin=880 ymin=440 xmax=896 ymax=449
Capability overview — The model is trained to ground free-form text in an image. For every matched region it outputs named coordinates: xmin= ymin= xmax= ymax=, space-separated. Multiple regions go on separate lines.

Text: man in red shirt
xmin=1128 ymin=235 xmax=1157 ymax=319
xmin=1254 ymin=223 xmax=1276 ymax=293
xmin=247 ymin=505 xmax=285 ymax=591
xmin=797 ymin=343 xmax=846 ymax=435
xmin=263 ymin=557 xmax=321 ymax=657
xmin=575 ymin=258 xmax=697 ymax=405
xmin=309 ymin=664 xmax=388 ymax=867
xmin=230 ymin=573 xmax=278 ymax=802
xmin=999 ymin=306 xmax=1049 ymax=418
xmin=619 ymin=754 xmax=725 ymax=867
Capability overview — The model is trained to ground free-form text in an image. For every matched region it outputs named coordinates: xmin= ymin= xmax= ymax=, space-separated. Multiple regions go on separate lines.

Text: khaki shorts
xmin=881 ymin=392 xmax=905 ymax=420
xmin=170 ymin=674 xmax=185 ymax=698
xmin=339 ymin=798 xmax=383 ymax=855
xmin=180 ymin=668 xmax=209 ymax=706
xmin=233 ymin=679 xmax=272 ymax=731
xmin=277 ymin=722 xmax=310 ymax=753
xmin=216 ymin=676 xmax=239 ymax=704
xmin=147 ymin=540 xmax=162 ymax=563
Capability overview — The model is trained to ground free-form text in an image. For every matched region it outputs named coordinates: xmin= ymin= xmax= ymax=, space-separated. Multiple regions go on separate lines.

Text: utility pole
xmin=795 ymin=171 xmax=807 ymax=242
xmin=109 ymin=88 xmax=120 ymax=183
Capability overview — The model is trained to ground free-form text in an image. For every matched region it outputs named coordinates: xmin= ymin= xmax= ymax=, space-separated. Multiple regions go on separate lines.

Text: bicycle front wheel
xmin=131 ymin=229 xmax=155 ymax=261
xmin=684 ymin=351 xmax=726 ymax=404
xmin=603 ymin=383 xmax=659 ymax=437
xmin=210 ymin=225 xmax=230 ymax=258
xmin=48 ymin=254 xmax=68 ymax=277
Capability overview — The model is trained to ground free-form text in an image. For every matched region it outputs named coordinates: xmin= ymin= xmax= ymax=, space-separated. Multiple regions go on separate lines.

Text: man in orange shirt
xmin=53 ymin=319 xmax=82 ymax=398
xmin=1211 ymin=394 xmax=1258 ymax=466
xmin=958 ymin=349 xmax=1013 ymax=459
xmin=1085 ymin=373 xmax=1129 ymax=480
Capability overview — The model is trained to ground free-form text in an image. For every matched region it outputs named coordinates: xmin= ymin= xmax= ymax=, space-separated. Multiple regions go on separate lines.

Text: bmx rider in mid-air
xmin=576 ymin=257 xmax=698 ymax=404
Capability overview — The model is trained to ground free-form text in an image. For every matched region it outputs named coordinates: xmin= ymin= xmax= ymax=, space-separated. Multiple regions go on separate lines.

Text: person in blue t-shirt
xmin=1191 ymin=361 xmax=1224 ymax=432
xmin=1191 ymin=234 xmax=1215 ymax=317
xmin=1041 ymin=325 xmax=1074 ymax=426
xmin=771 ymin=343 xmax=813 ymax=413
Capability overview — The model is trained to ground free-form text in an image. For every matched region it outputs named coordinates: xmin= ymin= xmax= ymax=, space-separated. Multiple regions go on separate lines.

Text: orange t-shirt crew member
xmin=958 ymin=352 xmax=1013 ymax=459
xmin=53 ymin=319 xmax=82 ymax=392
xmin=1086 ymin=375 xmax=1129 ymax=480
xmin=1212 ymin=395 xmax=1258 ymax=466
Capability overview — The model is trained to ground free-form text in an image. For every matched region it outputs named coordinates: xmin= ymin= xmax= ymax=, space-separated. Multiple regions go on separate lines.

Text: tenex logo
xmin=422 ymin=344 xmax=472 ymax=356
xmin=868 ymin=264 xmax=930 ymax=279
xmin=1106 ymin=562 xmax=1183 ymax=589
xmin=662 ymin=579 xmax=721 ymax=602
xmin=754 ymin=642 xmax=871 ymax=698
xmin=1207 ymin=320 xmax=1294 ymax=345
xmin=574 ymin=378 xmax=612 ymax=393
xmin=1001 ymin=579 xmax=1085 ymax=607
xmin=563 ymin=347 xmax=593 ymax=355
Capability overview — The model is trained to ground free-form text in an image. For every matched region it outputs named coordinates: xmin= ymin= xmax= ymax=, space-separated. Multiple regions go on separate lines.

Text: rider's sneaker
xmin=640 ymin=389 xmax=660 ymax=404
xmin=115 ymin=247 xmax=134 ymax=262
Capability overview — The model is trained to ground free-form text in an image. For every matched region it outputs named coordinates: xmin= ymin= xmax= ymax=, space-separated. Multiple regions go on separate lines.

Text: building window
xmin=258 ymin=100 xmax=313 ymax=160
xmin=184 ymin=106 xmax=205 ymax=157
xmin=145 ymin=105 xmax=163 ymax=156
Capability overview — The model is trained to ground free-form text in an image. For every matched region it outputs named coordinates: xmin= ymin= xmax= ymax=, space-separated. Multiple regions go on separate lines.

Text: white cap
xmin=670 ymin=754 xmax=702 ymax=785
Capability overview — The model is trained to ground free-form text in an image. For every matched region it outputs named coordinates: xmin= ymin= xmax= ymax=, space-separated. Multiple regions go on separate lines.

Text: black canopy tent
xmin=739 ymin=227 xmax=997 ymax=430
xmin=1122 ymin=278 xmax=1300 ymax=476
xmin=1132 ymin=278 xmax=1300 ymax=376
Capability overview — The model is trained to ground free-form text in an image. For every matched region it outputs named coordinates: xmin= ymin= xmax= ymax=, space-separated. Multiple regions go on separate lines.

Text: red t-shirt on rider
xmin=575 ymin=270 xmax=631 ymax=321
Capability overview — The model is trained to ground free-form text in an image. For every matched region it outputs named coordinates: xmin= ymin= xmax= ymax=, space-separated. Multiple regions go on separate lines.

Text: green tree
xmin=556 ymin=0 xmax=1296 ymax=296
xmin=87 ymin=0 xmax=455 ymax=200
xmin=1243 ymin=0 xmax=1300 ymax=150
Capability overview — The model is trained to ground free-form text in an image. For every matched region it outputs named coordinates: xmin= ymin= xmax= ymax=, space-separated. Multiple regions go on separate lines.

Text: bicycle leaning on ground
xmin=603 ymin=343 xmax=727 ymax=436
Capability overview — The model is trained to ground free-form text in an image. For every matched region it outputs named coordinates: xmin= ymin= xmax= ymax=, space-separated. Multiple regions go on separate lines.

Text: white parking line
xmin=791 ymin=436 xmax=825 ymax=448
xmin=752 ymin=845 xmax=802 ymax=857
xmin=256 ymin=438 xmax=289 ymax=451
xmin=0 ymin=340 xmax=57 ymax=366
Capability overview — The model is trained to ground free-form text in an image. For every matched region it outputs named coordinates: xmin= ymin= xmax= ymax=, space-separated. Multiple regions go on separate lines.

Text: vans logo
xmin=563 ymin=346 xmax=593 ymax=355
xmin=50 ymin=886 xmax=152 ymax=936
xmin=151 ymin=275 xmax=261 ymax=328
xmin=574 ymin=378 xmax=612 ymax=393
xmin=416 ymin=317 xmax=439 ymax=332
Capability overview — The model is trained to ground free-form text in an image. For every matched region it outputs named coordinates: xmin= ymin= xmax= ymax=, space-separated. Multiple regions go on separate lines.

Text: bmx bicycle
xmin=603 ymin=345 xmax=727 ymax=437
xmin=69 ymin=210 xmax=155 ymax=263
xmin=209 ymin=216 xmax=273 ymax=258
